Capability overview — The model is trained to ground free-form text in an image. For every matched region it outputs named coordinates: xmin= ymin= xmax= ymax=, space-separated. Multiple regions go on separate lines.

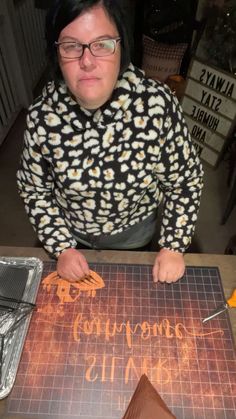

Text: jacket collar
xmin=43 ymin=64 xmax=144 ymax=131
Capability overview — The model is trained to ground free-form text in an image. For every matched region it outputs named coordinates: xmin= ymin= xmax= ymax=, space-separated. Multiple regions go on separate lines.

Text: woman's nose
xmin=79 ymin=47 xmax=96 ymax=69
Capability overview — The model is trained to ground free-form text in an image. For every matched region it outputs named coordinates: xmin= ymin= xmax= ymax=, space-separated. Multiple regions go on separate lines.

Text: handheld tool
xmin=202 ymin=289 xmax=236 ymax=323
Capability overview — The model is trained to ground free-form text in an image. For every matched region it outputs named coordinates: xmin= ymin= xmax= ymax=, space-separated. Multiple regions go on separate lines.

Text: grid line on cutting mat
xmin=6 ymin=263 xmax=236 ymax=419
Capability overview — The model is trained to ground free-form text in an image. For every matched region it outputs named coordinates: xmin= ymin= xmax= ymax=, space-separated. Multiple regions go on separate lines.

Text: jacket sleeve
xmin=156 ymin=92 xmax=204 ymax=252
xmin=16 ymin=110 xmax=77 ymax=258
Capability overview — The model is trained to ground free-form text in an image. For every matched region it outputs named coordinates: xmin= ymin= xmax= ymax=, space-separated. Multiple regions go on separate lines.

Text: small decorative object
xmin=142 ymin=35 xmax=187 ymax=82
xmin=165 ymin=74 xmax=186 ymax=100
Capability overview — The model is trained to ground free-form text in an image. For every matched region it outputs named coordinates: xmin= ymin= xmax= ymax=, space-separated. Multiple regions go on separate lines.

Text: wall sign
xmin=181 ymin=58 xmax=236 ymax=167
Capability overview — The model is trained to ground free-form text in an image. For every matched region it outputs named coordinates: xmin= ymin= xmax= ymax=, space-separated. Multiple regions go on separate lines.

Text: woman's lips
xmin=79 ymin=77 xmax=99 ymax=84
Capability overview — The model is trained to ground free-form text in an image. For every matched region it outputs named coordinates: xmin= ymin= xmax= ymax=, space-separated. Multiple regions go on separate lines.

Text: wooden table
xmin=0 ymin=246 xmax=235 ymax=418
xmin=0 ymin=246 xmax=235 ymax=344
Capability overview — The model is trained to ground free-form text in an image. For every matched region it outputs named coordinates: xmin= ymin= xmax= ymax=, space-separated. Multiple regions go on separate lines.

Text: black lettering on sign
xmin=199 ymin=69 xmax=234 ymax=97
xmin=201 ymin=90 xmax=222 ymax=111
xmin=194 ymin=143 xmax=203 ymax=157
xmin=192 ymin=125 xmax=206 ymax=144
xmin=199 ymin=69 xmax=206 ymax=83
xmin=190 ymin=106 xmax=219 ymax=131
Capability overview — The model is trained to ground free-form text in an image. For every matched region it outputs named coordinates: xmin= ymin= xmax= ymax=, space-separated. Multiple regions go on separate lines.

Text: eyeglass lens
xmin=58 ymin=39 xmax=119 ymax=58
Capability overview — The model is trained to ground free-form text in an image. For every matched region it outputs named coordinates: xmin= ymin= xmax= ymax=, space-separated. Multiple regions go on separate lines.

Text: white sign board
xmin=181 ymin=58 xmax=236 ymax=167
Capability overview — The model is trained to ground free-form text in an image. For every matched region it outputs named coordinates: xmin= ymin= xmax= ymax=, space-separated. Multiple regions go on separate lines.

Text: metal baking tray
xmin=0 ymin=256 xmax=43 ymax=399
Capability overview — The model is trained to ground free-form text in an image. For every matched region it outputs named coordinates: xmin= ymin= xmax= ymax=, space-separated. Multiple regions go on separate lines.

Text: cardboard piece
xmin=122 ymin=374 xmax=176 ymax=419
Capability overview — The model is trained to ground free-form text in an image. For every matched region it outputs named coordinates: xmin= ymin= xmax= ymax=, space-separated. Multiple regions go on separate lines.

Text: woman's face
xmin=58 ymin=4 xmax=121 ymax=109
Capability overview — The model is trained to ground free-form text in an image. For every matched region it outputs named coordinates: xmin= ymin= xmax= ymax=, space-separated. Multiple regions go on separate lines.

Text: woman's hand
xmin=57 ymin=248 xmax=90 ymax=281
xmin=153 ymin=248 xmax=185 ymax=283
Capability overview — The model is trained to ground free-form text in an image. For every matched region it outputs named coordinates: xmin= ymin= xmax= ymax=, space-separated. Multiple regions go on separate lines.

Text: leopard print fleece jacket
xmin=17 ymin=64 xmax=204 ymax=258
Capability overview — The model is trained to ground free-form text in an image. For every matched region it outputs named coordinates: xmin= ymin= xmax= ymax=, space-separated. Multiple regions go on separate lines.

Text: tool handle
xmin=227 ymin=289 xmax=236 ymax=308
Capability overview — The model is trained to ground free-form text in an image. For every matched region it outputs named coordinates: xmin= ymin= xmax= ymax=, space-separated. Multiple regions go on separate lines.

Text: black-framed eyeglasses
xmin=55 ymin=37 xmax=121 ymax=59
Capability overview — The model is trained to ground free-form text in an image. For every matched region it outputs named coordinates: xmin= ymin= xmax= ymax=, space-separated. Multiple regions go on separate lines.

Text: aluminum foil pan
xmin=0 ymin=256 xmax=43 ymax=399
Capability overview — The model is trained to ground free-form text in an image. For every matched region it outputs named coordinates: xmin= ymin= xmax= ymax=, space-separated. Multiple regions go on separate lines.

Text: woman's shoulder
xmin=123 ymin=64 xmax=174 ymax=102
xmin=28 ymin=80 xmax=72 ymax=115
xmin=27 ymin=80 xmax=54 ymax=112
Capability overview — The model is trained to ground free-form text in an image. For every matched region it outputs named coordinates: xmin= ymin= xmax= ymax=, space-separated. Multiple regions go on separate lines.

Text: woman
xmin=17 ymin=0 xmax=203 ymax=283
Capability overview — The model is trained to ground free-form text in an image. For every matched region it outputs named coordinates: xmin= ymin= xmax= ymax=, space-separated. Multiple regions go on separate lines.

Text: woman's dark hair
xmin=45 ymin=0 xmax=131 ymax=80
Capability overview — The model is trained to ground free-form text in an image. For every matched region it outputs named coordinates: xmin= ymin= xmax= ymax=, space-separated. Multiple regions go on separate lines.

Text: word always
xmin=199 ymin=69 xmax=234 ymax=97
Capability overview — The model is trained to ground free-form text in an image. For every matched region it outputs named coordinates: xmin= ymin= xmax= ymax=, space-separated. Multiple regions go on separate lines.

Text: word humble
xmin=190 ymin=105 xmax=219 ymax=132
